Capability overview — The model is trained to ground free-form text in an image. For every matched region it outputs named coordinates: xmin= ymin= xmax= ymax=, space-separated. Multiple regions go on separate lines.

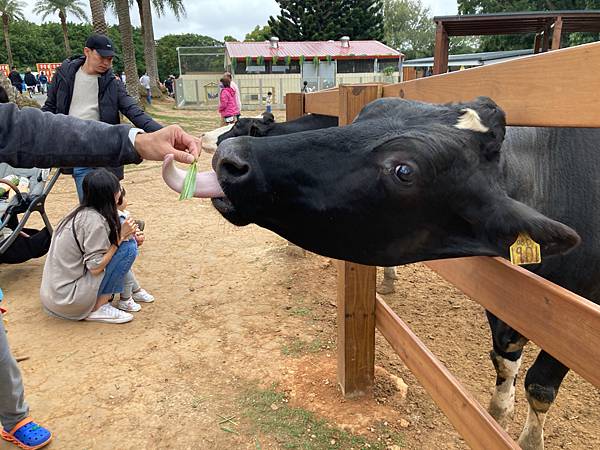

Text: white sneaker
xmin=132 ymin=289 xmax=154 ymax=303
xmin=85 ymin=303 xmax=133 ymax=324
xmin=114 ymin=297 xmax=142 ymax=312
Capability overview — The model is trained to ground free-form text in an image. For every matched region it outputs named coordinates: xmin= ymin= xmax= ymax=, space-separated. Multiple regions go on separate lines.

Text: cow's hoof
xmin=377 ymin=282 xmax=395 ymax=295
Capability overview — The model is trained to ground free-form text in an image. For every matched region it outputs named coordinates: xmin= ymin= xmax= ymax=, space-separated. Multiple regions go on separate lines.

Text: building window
xmin=377 ymin=59 xmax=399 ymax=72
xmin=234 ymin=59 xmax=301 ymax=74
xmin=337 ymin=59 xmax=375 ymax=73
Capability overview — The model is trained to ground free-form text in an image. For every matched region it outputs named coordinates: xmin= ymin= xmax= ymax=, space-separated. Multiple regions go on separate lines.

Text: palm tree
xmin=89 ymin=0 xmax=107 ymax=35
xmin=135 ymin=0 xmax=184 ymax=90
xmin=0 ymin=0 xmax=24 ymax=67
xmin=114 ymin=0 xmax=139 ymax=101
xmin=33 ymin=0 xmax=89 ymax=57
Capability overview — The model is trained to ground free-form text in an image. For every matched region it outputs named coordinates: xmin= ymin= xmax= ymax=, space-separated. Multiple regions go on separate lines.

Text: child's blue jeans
xmin=98 ymin=239 xmax=138 ymax=296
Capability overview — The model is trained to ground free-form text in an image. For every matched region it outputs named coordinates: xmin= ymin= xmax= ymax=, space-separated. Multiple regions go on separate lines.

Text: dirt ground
xmin=0 ymin=99 xmax=598 ymax=449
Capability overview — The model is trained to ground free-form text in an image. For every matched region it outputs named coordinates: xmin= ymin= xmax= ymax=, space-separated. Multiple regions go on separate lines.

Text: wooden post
xmin=433 ymin=21 xmax=449 ymax=75
xmin=337 ymin=84 xmax=381 ymax=398
xmin=542 ymin=27 xmax=550 ymax=52
xmin=533 ymin=33 xmax=542 ymax=54
xmin=285 ymin=93 xmax=304 ymax=121
xmin=552 ymin=16 xmax=563 ymax=50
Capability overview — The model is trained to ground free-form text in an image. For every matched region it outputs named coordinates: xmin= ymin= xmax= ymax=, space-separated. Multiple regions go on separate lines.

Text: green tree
xmin=245 ymin=24 xmax=271 ymax=41
xmin=33 ymin=0 xmax=88 ymax=57
xmin=0 ymin=0 xmax=24 ymax=67
xmin=155 ymin=33 xmax=221 ymax=79
xmin=458 ymin=0 xmax=600 ymax=51
xmin=268 ymin=0 xmax=382 ymax=41
xmin=223 ymin=35 xmax=238 ymax=42
xmin=382 ymin=0 xmax=434 ymax=59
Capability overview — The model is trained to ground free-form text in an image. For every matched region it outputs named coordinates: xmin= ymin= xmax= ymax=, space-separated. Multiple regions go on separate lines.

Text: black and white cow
xmin=200 ymin=112 xmax=339 ymax=153
xmin=164 ymin=97 xmax=598 ymax=449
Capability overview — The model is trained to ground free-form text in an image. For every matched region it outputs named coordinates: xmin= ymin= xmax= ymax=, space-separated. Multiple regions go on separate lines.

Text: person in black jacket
xmin=8 ymin=67 xmax=22 ymax=94
xmin=42 ymin=33 xmax=163 ymax=201
xmin=23 ymin=68 xmax=37 ymax=98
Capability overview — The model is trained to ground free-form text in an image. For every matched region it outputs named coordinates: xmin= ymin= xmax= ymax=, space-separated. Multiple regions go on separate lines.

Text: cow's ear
xmin=455 ymin=97 xmax=506 ymax=161
xmin=261 ymin=112 xmax=275 ymax=123
xmin=250 ymin=122 xmax=270 ymax=137
xmin=460 ymin=195 xmax=581 ymax=256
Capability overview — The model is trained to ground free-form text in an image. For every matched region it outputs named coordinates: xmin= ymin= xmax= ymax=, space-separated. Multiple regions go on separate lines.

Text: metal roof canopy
xmin=432 ymin=10 xmax=600 ymax=74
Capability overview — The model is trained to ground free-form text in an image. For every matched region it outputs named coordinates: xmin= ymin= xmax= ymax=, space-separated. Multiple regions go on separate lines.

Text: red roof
xmin=225 ymin=40 xmax=402 ymax=59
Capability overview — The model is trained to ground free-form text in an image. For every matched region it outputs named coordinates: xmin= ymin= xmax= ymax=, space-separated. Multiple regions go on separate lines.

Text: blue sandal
xmin=1 ymin=418 xmax=52 ymax=450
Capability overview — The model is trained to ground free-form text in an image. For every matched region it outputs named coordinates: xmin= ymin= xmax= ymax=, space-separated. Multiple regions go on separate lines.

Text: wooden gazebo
xmin=433 ymin=11 xmax=600 ymax=74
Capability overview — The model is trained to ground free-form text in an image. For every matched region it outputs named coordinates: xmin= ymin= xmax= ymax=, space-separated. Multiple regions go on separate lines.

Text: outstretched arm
xmin=0 ymin=104 xmax=198 ymax=168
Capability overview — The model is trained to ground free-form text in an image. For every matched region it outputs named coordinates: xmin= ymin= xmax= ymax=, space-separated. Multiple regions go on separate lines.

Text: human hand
xmin=134 ymin=125 xmax=200 ymax=164
xmin=120 ymin=218 xmax=138 ymax=243
xmin=134 ymin=230 xmax=145 ymax=246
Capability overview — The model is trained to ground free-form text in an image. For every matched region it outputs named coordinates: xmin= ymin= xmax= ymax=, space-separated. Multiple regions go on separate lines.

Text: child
xmin=265 ymin=91 xmax=273 ymax=114
xmin=114 ymin=186 xmax=154 ymax=312
xmin=0 ymin=288 xmax=53 ymax=450
xmin=41 ymin=169 xmax=139 ymax=324
xmin=218 ymin=77 xmax=240 ymax=125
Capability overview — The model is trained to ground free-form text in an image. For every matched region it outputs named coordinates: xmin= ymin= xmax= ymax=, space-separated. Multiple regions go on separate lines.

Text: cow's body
xmin=207 ymin=97 xmax=599 ymax=449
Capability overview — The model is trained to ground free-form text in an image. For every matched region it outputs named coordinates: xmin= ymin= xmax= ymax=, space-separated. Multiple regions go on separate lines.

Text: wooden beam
xmin=425 ymin=257 xmax=600 ymax=389
xmin=552 ymin=16 xmax=563 ymax=50
xmin=285 ymin=93 xmax=304 ymax=121
xmin=304 ymin=88 xmax=339 ymax=117
xmin=337 ymin=84 xmax=381 ymax=398
xmin=433 ymin=21 xmax=449 ymax=75
xmin=542 ymin=26 xmax=550 ymax=52
xmin=382 ymin=42 xmax=600 ymax=127
xmin=376 ymin=296 xmax=519 ymax=450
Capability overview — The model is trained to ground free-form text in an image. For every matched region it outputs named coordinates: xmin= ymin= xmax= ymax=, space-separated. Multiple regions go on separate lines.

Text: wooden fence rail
xmin=284 ymin=40 xmax=600 ymax=449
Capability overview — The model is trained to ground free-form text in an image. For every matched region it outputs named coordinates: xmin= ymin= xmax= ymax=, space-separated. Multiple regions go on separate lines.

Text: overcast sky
xmin=20 ymin=0 xmax=458 ymax=41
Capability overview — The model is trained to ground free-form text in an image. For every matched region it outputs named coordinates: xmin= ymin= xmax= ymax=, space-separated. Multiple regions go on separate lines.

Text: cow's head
xmin=216 ymin=112 xmax=276 ymax=144
xmin=176 ymin=97 xmax=580 ymax=266
xmin=200 ymin=113 xmax=275 ymax=153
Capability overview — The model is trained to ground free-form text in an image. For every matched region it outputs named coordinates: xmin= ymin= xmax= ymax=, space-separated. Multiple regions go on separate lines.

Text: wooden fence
xmin=284 ymin=41 xmax=600 ymax=449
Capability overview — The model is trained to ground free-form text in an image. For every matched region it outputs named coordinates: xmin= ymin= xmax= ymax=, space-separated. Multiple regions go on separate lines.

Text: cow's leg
xmin=517 ymin=351 xmax=569 ymax=450
xmin=377 ymin=266 xmax=397 ymax=294
xmin=486 ymin=311 xmax=528 ymax=430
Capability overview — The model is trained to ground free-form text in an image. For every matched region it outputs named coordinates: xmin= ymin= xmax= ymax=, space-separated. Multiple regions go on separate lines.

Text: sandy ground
xmin=0 ymin=100 xmax=598 ymax=449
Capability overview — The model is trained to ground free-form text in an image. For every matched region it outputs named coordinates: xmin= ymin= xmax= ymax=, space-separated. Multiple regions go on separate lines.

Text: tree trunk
xmin=140 ymin=0 xmax=161 ymax=97
xmin=115 ymin=0 xmax=140 ymax=102
xmin=2 ymin=15 xmax=13 ymax=68
xmin=59 ymin=10 xmax=71 ymax=57
xmin=89 ymin=0 xmax=108 ymax=35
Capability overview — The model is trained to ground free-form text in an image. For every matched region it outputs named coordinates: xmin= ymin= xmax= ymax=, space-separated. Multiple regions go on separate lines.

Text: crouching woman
xmin=40 ymin=169 xmax=139 ymax=324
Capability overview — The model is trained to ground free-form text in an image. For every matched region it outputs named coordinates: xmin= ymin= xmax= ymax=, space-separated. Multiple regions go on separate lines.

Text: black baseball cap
xmin=85 ymin=34 xmax=115 ymax=57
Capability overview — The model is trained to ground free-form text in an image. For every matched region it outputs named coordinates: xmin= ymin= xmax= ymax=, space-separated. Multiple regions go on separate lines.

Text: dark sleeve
xmin=41 ymin=80 xmax=57 ymax=113
xmin=0 ymin=103 xmax=142 ymax=169
xmin=116 ymin=80 xmax=163 ymax=132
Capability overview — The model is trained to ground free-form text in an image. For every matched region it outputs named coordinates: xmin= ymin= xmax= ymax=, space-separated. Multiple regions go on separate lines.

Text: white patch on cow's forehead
xmin=454 ymin=108 xmax=489 ymax=133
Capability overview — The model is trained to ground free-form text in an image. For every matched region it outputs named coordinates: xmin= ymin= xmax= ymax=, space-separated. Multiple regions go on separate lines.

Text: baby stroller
xmin=0 ymin=164 xmax=61 ymax=264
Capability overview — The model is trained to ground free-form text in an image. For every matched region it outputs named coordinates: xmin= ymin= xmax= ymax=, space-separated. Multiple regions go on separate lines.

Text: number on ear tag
xmin=510 ymin=232 xmax=541 ymax=265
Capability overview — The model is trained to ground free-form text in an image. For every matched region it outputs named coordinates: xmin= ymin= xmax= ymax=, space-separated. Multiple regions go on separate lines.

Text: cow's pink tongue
xmin=162 ymin=155 xmax=225 ymax=198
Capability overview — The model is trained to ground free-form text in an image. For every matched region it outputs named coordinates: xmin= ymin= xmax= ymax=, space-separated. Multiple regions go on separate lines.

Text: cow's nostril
xmin=222 ymin=160 xmax=250 ymax=178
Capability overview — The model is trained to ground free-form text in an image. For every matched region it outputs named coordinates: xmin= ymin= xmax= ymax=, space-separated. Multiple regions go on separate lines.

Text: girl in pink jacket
xmin=219 ymin=77 xmax=240 ymax=124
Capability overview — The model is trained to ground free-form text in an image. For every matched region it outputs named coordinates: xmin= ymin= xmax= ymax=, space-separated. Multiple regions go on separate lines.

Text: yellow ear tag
xmin=510 ymin=232 xmax=542 ymax=265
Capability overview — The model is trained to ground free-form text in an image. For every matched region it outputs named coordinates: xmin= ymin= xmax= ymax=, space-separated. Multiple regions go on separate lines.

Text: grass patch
xmin=242 ymin=385 xmax=403 ymax=449
xmin=282 ymin=337 xmax=324 ymax=357
xmin=289 ymin=306 xmax=312 ymax=317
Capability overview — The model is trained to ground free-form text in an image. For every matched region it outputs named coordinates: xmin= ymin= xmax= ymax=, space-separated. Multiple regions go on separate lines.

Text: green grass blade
xmin=179 ymin=160 xmax=198 ymax=201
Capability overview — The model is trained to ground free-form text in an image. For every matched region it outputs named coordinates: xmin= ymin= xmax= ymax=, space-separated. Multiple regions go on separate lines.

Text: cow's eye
xmin=395 ymin=164 xmax=414 ymax=182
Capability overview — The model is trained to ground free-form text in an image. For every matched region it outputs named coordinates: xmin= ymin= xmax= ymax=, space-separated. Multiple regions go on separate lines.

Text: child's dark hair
xmin=58 ymin=169 xmax=121 ymax=245
xmin=221 ymin=77 xmax=230 ymax=87
xmin=267 ymin=91 xmax=272 ymax=95
xmin=0 ymin=86 xmax=9 ymax=104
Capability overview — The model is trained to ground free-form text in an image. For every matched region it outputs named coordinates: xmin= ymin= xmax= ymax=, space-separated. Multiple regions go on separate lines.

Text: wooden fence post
xmin=337 ymin=84 xmax=381 ymax=397
xmin=285 ymin=92 xmax=304 ymax=121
